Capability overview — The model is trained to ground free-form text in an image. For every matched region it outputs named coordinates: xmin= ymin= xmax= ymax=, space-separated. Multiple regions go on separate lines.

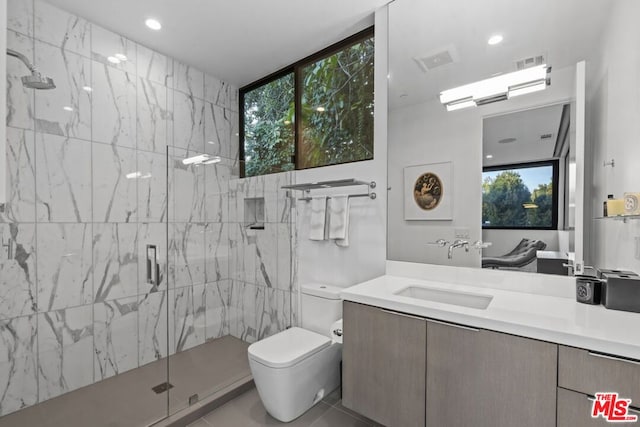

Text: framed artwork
xmin=404 ymin=162 xmax=453 ymax=220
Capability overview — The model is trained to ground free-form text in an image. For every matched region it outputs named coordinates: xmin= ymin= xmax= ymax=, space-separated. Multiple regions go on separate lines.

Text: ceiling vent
xmin=414 ymin=45 xmax=459 ymax=72
xmin=515 ymin=54 xmax=546 ymax=71
xmin=540 ymin=133 xmax=554 ymax=140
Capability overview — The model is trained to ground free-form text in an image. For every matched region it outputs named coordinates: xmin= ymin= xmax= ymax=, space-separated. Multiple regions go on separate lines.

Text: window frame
xmin=239 ymin=26 xmax=375 ymax=178
xmin=482 ymin=159 xmax=560 ymax=231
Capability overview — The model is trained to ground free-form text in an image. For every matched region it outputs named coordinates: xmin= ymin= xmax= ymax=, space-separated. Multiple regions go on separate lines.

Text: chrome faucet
xmin=448 ymin=239 xmax=469 ymax=259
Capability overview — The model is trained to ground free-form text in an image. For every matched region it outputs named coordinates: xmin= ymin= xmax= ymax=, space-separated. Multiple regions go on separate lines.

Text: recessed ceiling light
xmin=82 ymin=86 xmax=93 ymax=92
xmin=114 ymin=53 xmax=128 ymax=61
xmin=63 ymin=106 xmax=74 ymax=112
xmin=316 ymin=107 xmax=325 ymax=112
xmin=145 ymin=18 xmax=162 ymax=31
xmin=107 ymin=56 xmax=121 ymax=64
xmin=488 ymin=34 xmax=504 ymax=45
xmin=486 ymin=154 xmax=493 ymax=159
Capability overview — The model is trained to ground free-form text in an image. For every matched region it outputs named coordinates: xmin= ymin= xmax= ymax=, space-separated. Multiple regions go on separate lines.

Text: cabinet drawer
xmin=558 ymin=346 xmax=640 ymax=404
xmin=557 ymin=388 xmax=640 ymax=426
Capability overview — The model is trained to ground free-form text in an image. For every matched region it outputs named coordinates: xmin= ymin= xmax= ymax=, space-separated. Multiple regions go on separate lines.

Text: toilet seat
xmin=248 ymin=327 xmax=331 ymax=369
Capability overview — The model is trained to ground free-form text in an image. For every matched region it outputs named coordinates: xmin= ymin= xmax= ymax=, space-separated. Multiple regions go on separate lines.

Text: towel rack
xmin=281 ymin=179 xmax=377 ymax=201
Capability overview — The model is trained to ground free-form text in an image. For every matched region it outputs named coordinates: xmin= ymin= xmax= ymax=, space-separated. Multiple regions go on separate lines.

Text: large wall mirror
xmin=386 ymin=0 xmax=622 ymax=275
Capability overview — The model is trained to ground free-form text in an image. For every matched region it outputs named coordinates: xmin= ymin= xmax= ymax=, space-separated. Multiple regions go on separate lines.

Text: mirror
xmin=387 ymin=0 xmax=611 ymax=273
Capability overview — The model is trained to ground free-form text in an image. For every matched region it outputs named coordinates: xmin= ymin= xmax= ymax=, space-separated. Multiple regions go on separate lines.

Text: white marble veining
xmin=34 ymin=40 xmax=91 ymax=139
xmin=0 ymin=315 xmax=38 ymax=416
xmin=7 ymin=0 xmax=33 ymax=37
xmin=137 ymin=151 xmax=167 ymax=223
xmin=257 ymin=288 xmax=291 ymax=341
xmin=92 ymin=63 xmax=136 ymax=148
xmin=93 ymin=223 xmax=139 ymax=301
xmin=37 ymin=223 xmax=92 ymax=311
xmin=91 ymin=25 xmax=136 ymax=75
xmin=35 ymin=133 xmax=91 ymax=222
xmin=173 ymin=91 xmax=205 ymax=153
xmin=171 ymin=284 xmax=206 ymax=352
xmin=342 ymin=262 xmax=640 ymax=360
xmin=2 ymin=128 xmax=35 ymax=223
xmin=174 ymin=61 xmax=204 ymax=100
xmin=171 ymin=223 xmax=205 ymax=288
xmin=92 ymin=143 xmax=137 ymax=223
xmin=204 ymin=102 xmax=231 ymax=158
xmin=137 ymin=44 xmax=172 ymax=87
xmin=205 ymin=223 xmax=229 ymax=283
xmin=94 ymin=296 xmax=139 ymax=380
xmin=171 ymin=150 xmax=205 ymax=222
xmin=204 ymin=160 xmax=230 ymax=223
xmin=34 ymin=0 xmax=90 ymax=57
xmin=204 ymin=74 xmax=237 ymax=110
xmin=138 ymin=290 xmax=168 ymax=365
xmin=0 ymin=224 xmax=37 ymax=320
xmin=6 ymin=31 xmax=34 ymax=131
xmin=205 ymin=280 xmax=230 ymax=340
xmin=276 ymin=223 xmax=293 ymax=291
xmin=228 ymin=281 xmax=259 ymax=344
xmin=255 ymin=224 xmax=278 ymax=288
xmin=37 ymin=305 xmax=93 ymax=401
xmin=137 ymin=78 xmax=169 ymax=153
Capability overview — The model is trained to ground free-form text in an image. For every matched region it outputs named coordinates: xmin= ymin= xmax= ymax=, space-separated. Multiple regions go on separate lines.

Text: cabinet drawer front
xmin=557 ymin=388 xmax=639 ymax=426
xmin=559 ymin=346 xmax=640 ymax=404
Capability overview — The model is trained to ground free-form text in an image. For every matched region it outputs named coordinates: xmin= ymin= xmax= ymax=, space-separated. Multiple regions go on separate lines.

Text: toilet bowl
xmin=248 ymin=283 xmax=343 ymax=422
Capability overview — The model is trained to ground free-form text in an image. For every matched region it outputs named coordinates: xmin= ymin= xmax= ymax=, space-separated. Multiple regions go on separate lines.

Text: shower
xmin=6 ymin=48 xmax=56 ymax=89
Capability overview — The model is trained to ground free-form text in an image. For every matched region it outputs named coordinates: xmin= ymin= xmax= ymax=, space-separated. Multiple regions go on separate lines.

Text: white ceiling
xmin=45 ymin=0 xmax=389 ymax=87
xmin=482 ymin=104 xmax=565 ymax=167
xmin=389 ymin=0 xmax=612 ymax=109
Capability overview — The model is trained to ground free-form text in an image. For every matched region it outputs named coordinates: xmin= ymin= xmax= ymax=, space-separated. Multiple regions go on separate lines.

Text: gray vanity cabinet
xmin=557 ymin=388 xmax=615 ymax=427
xmin=425 ymin=320 xmax=558 ymax=427
xmin=342 ymin=301 xmax=427 ymax=427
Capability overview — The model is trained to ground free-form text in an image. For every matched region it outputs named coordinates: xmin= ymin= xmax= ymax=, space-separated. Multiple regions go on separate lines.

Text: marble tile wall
xmin=0 ymin=0 xmax=280 ymax=417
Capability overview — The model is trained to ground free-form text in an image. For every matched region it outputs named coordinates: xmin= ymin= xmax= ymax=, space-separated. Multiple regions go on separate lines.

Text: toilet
xmin=248 ymin=283 xmax=343 ymax=422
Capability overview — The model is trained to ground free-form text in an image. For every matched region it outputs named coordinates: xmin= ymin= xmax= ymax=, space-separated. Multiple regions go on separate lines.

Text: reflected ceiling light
xmin=114 ymin=53 xmax=128 ymax=61
xmin=82 ymin=86 xmax=93 ymax=92
xmin=207 ymin=140 xmax=216 ymax=145
xmin=145 ymin=18 xmax=162 ymax=30
xmin=284 ymin=120 xmax=291 ymax=125
xmin=126 ymin=171 xmax=152 ymax=179
xmin=316 ymin=106 xmax=326 ymax=112
xmin=107 ymin=56 xmax=121 ymax=64
xmin=439 ymin=64 xmax=551 ymax=111
xmin=63 ymin=106 xmax=74 ymax=112
xmin=523 ymin=203 xmax=539 ymax=209
xmin=182 ymin=154 xmax=220 ymax=166
xmin=488 ymin=35 xmax=504 ymax=45
xmin=485 ymin=154 xmax=493 ymax=159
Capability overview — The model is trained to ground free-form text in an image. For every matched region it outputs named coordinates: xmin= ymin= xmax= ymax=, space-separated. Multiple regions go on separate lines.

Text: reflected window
xmin=482 ymin=161 xmax=559 ymax=229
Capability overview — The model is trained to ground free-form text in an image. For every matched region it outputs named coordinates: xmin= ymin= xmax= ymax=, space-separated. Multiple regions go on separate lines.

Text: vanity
xmin=340 ymin=262 xmax=640 ymax=427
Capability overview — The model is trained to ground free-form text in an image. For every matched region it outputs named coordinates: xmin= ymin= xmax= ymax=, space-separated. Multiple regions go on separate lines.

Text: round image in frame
xmin=413 ymin=172 xmax=443 ymax=210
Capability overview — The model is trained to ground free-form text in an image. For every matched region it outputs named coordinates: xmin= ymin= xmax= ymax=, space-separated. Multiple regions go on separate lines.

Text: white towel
xmin=309 ymin=196 xmax=328 ymax=241
xmin=329 ymin=195 xmax=350 ymax=247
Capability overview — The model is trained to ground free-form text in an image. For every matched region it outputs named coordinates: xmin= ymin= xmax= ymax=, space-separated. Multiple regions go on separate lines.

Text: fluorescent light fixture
xmin=107 ymin=56 xmax=121 ymax=64
xmin=440 ymin=64 xmax=550 ymax=111
xmin=182 ymin=154 xmax=220 ymax=166
xmin=488 ymin=35 xmax=503 ymax=45
xmin=114 ymin=53 xmax=128 ymax=61
xmin=145 ymin=18 xmax=162 ymax=30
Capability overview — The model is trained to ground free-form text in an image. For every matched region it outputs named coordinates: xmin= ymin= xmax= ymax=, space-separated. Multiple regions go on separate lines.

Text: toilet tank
xmin=300 ymin=283 xmax=342 ymax=336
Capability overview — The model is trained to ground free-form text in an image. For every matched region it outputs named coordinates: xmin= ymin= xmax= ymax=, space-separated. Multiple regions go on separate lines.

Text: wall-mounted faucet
xmin=447 ymin=239 xmax=469 ymax=259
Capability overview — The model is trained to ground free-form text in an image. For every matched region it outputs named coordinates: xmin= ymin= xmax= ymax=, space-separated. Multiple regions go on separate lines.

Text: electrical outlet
xmin=635 ymin=236 xmax=640 ymax=260
xmin=454 ymin=228 xmax=470 ymax=239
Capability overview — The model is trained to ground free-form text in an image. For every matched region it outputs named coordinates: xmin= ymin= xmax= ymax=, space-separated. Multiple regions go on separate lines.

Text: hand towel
xmin=309 ymin=196 xmax=328 ymax=241
xmin=328 ymin=195 xmax=350 ymax=247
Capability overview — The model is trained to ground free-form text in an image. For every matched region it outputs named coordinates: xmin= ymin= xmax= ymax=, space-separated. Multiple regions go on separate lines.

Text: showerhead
xmin=21 ymin=72 xmax=56 ymax=90
xmin=7 ymin=48 xmax=56 ymax=90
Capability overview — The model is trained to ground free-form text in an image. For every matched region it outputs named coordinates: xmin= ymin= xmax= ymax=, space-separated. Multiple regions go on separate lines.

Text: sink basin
xmin=394 ymin=286 xmax=493 ymax=309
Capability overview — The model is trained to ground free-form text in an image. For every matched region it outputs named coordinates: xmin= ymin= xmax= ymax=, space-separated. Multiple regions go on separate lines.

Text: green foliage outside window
xmin=241 ymin=29 xmax=374 ymax=177
xmin=482 ymin=164 xmax=556 ymax=229
xmin=299 ymin=37 xmax=374 ymax=169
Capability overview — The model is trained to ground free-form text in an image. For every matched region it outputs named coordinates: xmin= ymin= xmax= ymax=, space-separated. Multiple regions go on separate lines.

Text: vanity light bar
xmin=440 ymin=64 xmax=550 ymax=111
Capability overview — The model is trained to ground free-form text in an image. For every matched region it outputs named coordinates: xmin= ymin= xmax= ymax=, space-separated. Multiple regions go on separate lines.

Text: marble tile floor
xmin=0 ymin=336 xmax=250 ymax=427
xmin=187 ymin=387 xmax=383 ymax=427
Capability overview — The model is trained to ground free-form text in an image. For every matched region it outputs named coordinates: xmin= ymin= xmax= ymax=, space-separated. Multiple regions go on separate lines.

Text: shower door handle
xmin=146 ymin=244 xmax=158 ymax=286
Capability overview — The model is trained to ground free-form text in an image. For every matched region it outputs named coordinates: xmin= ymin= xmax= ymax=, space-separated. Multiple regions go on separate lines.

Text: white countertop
xmin=341 ymin=265 xmax=640 ymax=360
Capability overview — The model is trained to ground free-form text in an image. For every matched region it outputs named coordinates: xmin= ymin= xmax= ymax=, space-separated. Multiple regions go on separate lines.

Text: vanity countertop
xmin=341 ymin=268 xmax=640 ymax=360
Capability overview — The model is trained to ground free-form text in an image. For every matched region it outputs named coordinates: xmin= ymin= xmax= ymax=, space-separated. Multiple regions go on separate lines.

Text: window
xmin=482 ymin=160 xmax=559 ymax=229
xmin=240 ymin=28 xmax=374 ymax=177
